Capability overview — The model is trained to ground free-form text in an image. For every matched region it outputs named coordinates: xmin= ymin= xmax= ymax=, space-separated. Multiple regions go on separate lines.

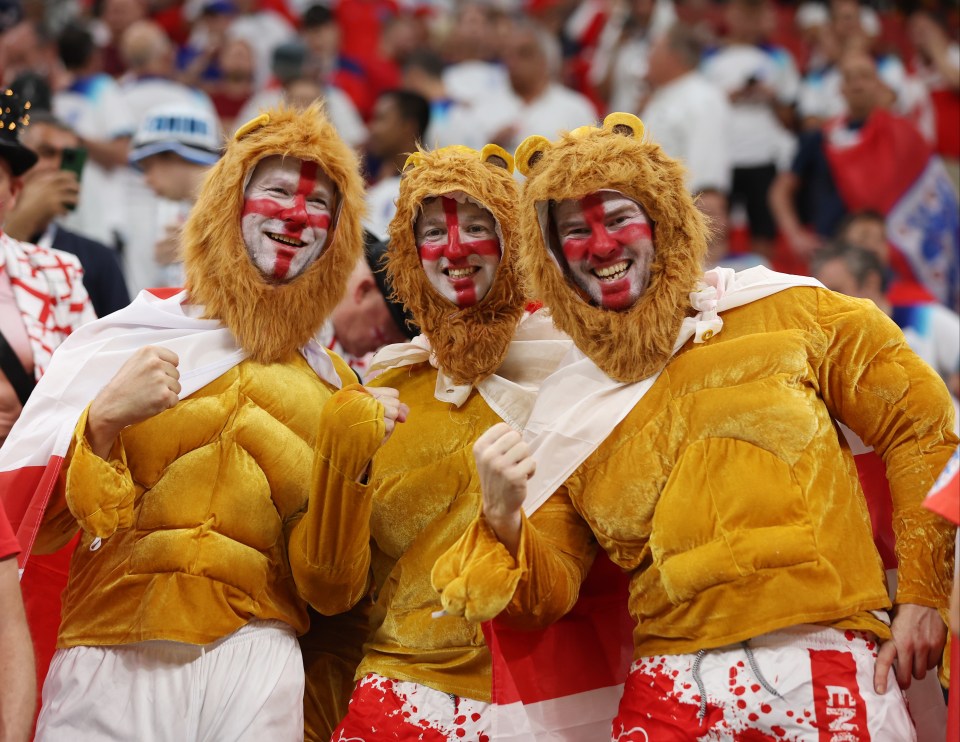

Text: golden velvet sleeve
xmin=289 ymin=385 xmax=385 ymax=616
xmin=431 ymin=487 xmax=596 ymax=627
xmin=35 ymin=403 xmax=135 ymax=553
xmin=814 ymin=289 xmax=958 ymax=611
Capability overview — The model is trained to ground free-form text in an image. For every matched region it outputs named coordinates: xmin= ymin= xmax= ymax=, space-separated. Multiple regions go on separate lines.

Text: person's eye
xmin=267 ymin=187 xmax=288 ymax=196
xmin=308 ymin=197 xmax=327 ymax=207
xmin=424 ymin=228 xmax=445 ymax=240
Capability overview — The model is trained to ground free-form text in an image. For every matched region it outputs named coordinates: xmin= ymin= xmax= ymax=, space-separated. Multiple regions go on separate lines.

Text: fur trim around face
xmin=182 ymin=104 xmax=365 ymax=363
xmin=386 ymin=146 xmax=524 ymax=386
xmin=516 ymin=114 xmax=709 ymax=383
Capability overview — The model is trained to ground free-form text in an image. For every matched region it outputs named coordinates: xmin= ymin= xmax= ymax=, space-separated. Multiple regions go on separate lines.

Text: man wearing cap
xmin=129 ymin=102 xmax=223 ymax=288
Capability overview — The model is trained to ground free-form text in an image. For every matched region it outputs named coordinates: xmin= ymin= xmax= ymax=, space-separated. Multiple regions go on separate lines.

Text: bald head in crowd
xmin=120 ymin=20 xmax=175 ymax=76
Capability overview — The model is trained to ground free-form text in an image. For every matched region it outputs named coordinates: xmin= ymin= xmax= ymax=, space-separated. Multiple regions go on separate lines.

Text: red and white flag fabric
xmin=483 ymin=554 xmax=633 ymax=741
xmin=925 ymin=446 xmax=959 ymax=525
xmin=824 ymin=109 xmax=960 ymax=309
xmin=0 ymin=289 xmax=248 ymax=573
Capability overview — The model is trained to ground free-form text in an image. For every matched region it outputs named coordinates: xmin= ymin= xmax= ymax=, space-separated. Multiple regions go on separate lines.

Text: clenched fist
xmin=87 ymin=346 xmax=181 ymax=458
xmin=367 ymin=386 xmax=409 ymax=446
xmin=473 ymin=423 xmax=536 ymax=556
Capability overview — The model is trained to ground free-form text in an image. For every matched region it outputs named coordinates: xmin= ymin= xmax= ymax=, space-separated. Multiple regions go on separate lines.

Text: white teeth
xmin=593 ymin=261 xmax=630 ymax=279
xmin=266 ymin=232 xmax=305 ymax=247
xmin=446 ymin=267 xmax=478 ymax=278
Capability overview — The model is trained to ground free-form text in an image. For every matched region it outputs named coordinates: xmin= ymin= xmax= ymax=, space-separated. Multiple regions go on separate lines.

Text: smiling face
xmin=415 ymin=195 xmax=501 ymax=307
xmin=551 ymin=190 xmax=654 ymax=311
xmin=241 ymin=155 xmax=336 ymax=282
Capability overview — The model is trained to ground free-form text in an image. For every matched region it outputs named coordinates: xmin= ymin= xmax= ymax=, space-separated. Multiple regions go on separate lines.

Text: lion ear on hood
xmin=234 ymin=113 xmax=271 ymax=140
xmin=402 ymin=151 xmax=424 ymax=174
xmin=602 ymin=112 xmax=645 ymax=140
xmin=514 ymin=135 xmax=551 ymax=177
xmin=480 ymin=144 xmax=514 ymax=173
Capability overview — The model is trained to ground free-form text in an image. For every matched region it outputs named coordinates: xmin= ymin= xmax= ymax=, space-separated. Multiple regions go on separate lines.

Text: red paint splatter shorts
xmin=332 ymin=673 xmax=491 ymax=741
xmin=612 ymin=625 xmax=916 ymax=741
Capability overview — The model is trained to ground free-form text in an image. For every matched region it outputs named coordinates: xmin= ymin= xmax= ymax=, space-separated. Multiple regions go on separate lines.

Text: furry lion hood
xmin=515 ymin=113 xmax=709 ymax=383
xmin=386 ymin=144 xmax=525 ymax=386
xmin=182 ymin=104 xmax=365 ymax=364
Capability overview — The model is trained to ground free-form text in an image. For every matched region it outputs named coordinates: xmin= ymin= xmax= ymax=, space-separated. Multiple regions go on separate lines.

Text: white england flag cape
xmin=0 ymin=288 xmax=341 ymax=574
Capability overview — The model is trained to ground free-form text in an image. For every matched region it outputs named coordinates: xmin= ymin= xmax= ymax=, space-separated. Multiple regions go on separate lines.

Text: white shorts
xmin=36 ymin=620 xmax=304 ymax=742
xmin=613 ymin=625 xmax=916 ymax=741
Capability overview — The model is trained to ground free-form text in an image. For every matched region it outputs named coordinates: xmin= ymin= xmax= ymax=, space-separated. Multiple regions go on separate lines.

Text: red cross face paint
xmin=241 ymin=155 xmax=336 ymax=282
xmin=415 ymin=195 xmax=501 ymax=308
xmin=551 ymin=190 xmax=654 ymax=311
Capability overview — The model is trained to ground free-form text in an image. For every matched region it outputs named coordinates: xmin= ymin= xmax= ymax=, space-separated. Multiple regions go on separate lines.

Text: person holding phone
xmin=3 ymin=110 xmax=130 ymax=317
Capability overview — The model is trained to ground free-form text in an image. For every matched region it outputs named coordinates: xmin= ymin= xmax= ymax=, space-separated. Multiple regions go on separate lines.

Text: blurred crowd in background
xmin=0 ymin=0 xmax=958 ymax=398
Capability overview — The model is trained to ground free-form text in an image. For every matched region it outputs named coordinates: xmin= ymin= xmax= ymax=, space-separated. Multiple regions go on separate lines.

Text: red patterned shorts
xmin=612 ymin=625 xmax=915 ymax=741
xmin=332 ymin=673 xmax=491 ymax=741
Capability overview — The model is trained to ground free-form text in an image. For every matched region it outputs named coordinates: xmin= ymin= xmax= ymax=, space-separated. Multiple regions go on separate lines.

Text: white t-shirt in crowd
xmin=422 ymin=95 xmax=516 ymax=152
xmin=236 ymin=86 xmax=367 ymax=148
xmin=365 ymin=175 xmax=402 ymax=244
xmin=496 ymin=83 xmax=599 ymax=153
xmin=701 ymin=43 xmax=800 ymax=168
xmin=54 ymin=74 xmax=136 ymax=248
xmin=442 ymin=61 xmax=510 ymax=102
xmin=640 ymin=71 xmax=732 ymax=194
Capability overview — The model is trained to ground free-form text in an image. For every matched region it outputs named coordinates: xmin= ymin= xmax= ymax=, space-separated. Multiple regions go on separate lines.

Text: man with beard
xmin=0 ymin=105 xmax=404 ymax=741
xmin=290 ymin=144 xmax=578 ymax=740
xmin=432 ymin=114 xmax=957 ymax=740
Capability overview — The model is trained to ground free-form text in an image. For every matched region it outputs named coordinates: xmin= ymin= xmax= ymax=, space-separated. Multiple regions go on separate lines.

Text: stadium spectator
xmin=5 ymin=111 xmax=130 ymax=317
xmin=300 ymin=4 xmax=372 ymax=118
xmin=494 ymin=18 xmax=598 ymax=153
xmin=906 ymin=8 xmax=960 ymax=189
xmin=117 ymin=20 xmax=218 ymax=294
xmin=588 ymin=0 xmax=677 ymax=115
xmin=364 ymin=90 xmax=430 ymax=241
xmin=235 ymin=40 xmax=366 ymax=148
xmin=796 ymin=0 xmax=905 ymax=127
xmin=226 ymin=0 xmax=296 ymax=86
xmin=702 ymin=0 xmax=799 ymax=258
xmin=53 ymin=23 xmax=135 ymax=250
xmin=207 ymin=37 xmax=257 ymax=131
xmin=811 ymin=242 xmax=960 ymax=402
xmin=128 ymin=103 xmax=222 ymax=288
xmin=640 ymin=20 xmax=731 ymax=260
xmin=95 ymin=0 xmax=147 ymax=78
xmin=402 ymin=50 xmax=504 ymax=151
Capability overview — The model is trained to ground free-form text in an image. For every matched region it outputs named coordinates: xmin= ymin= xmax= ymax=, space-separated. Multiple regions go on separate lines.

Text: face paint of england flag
xmin=415 ymin=195 xmax=501 ymax=307
xmin=551 ymin=190 xmax=654 ymax=311
xmin=241 ymin=155 xmax=337 ymax=282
